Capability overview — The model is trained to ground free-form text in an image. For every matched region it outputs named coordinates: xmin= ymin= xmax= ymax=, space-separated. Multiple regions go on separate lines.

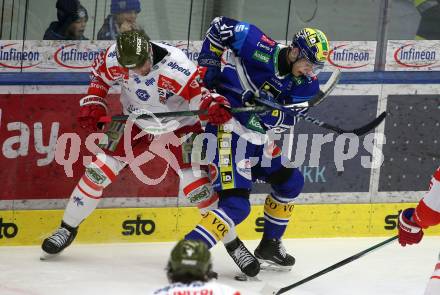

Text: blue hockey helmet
xmin=292 ymin=28 xmax=329 ymax=67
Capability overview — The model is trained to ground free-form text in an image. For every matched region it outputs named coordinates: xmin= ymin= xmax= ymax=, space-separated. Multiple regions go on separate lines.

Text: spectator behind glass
xmin=413 ymin=0 xmax=440 ymax=39
xmin=97 ymin=0 xmax=141 ymax=40
xmin=43 ymin=0 xmax=88 ymax=40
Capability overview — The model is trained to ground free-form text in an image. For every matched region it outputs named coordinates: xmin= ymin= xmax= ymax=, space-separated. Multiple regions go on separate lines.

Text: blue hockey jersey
xmin=198 ymin=16 xmax=320 ymax=133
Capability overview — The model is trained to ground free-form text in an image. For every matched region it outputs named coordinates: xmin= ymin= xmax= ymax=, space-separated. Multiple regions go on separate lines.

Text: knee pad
xmin=218 ymin=189 xmax=251 ymax=225
xmin=268 ymin=167 xmax=304 ymax=200
xmin=179 ymin=168 xmax=218 ymax=213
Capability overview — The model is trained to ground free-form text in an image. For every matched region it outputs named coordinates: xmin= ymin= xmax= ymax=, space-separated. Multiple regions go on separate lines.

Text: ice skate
xmin=40 ymin=222 xmax=78 ymax=260
xmin=225 ymin=238 xmax=260 ymax=277
xmin=254 ymin=238 xmax=295 ymax=272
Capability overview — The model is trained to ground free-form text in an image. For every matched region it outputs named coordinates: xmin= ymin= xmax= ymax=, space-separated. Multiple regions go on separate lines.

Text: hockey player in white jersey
xmin=41 ymin=30 xmax=231 ymax=258
xmin=397 ymin=166 xmax=440 ymax=295
xmin=151 ymin=239 xmax=241 ymax=295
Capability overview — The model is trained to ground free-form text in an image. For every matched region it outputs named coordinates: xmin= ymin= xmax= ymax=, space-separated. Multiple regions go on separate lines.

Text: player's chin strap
xmin=216 ymin=71 xmax=387 ymax=136
xmin=261 ymin=235 xmax=398 ymax=295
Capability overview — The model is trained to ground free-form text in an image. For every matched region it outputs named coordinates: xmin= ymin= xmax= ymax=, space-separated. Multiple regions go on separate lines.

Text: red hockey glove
xmin=398 ymin=208 xmax=424 ymax=246
xmin=78 ymin=95 xmax=108 ymax=132
xmin=199 ymin=93 xmax=232 ymax=125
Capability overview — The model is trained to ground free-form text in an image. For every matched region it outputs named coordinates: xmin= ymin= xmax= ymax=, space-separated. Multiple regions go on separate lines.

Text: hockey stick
xmin=103 ymin=71 xmax=341 ymax=123
xmin=217 ymin=70 xmax=340 ymax=109
xmin=261 ymin=235 xmax=398 ymax=295
xmin=104 ymin=105 xmax=268 ymax=122
xmin=104 ymin=106 xmax=386 ymax=137
xmin=286 ymin=69 xmax=340 ymax=108
xmin=216 ymin=82 xmax=387 ymax=136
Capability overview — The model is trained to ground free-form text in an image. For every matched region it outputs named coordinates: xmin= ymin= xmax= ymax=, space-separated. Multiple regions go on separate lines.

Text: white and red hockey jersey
xmin=88 ymin=41 xmax=203 ymax=133
xmin=413 ymin=167 xmax=440 ymax=295
xmin=414 ymin=167 xmax=440 ymax=229
xmin=151 ymin=281 xmax=241 ymax=295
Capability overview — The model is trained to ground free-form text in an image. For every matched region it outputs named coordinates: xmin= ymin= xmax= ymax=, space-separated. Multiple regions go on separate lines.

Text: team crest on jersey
xmin=135 ymin=89 xmax=150 ymax=101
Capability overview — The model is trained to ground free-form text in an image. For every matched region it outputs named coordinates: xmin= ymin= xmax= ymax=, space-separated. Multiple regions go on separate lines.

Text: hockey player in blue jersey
xmin=187 ymin=16 xmax=330 ymax=277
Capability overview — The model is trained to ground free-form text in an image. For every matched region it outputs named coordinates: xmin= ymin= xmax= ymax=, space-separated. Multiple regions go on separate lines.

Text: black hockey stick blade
xmin=262 ymin=235 xmax=398 ymax=295
xmin=215 ymin=78 xmax=385 ymax=137
xmin=303 ymin=111 xmax=387 ymax=136
xmin=250 ymin=96 xmax=387 ymax=136
xmin=350 ymin=111 xmax=387 ymax=136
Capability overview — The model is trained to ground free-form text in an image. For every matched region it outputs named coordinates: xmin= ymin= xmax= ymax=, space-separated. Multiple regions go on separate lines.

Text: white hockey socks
xmin=63 ymin=154 xmax=124 ymax=227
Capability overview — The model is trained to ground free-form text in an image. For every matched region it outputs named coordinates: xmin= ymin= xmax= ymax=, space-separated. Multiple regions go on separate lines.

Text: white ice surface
xmin=0 ymin=237 xmax=439 ymax=295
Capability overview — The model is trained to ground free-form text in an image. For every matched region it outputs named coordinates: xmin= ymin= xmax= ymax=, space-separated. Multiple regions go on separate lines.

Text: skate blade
xmin=258 ymin=259 xmax=293 ymax=272
xmin=40 ymin=251 xmax=61 ymax=261
xmin=234 ymin=273 xmax=261 ymax=282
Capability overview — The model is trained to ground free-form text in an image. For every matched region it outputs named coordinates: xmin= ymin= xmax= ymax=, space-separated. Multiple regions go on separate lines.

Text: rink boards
xmin=1 ymin=202 xmax=440 ymax=246
xmin=1 ymin=79 xmax=440 ymax=246
xmin=1 ymin=40 xmax=440 ymax=246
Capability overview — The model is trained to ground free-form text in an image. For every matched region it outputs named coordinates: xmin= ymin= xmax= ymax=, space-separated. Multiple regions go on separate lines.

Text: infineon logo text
xmin=394 ymin=43 xmax=436 ymax=68
xmin=0 ymin=43 xmax=41 ymax=69
xmin=54 ymin=44 xmax=101 ymax=69
xmin=328 ymin=44 xmax=370 ymax=69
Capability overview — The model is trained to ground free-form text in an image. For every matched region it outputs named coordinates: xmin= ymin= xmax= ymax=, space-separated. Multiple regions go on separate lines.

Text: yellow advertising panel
xmin=1 ymin=203 xmax=439 ymax=246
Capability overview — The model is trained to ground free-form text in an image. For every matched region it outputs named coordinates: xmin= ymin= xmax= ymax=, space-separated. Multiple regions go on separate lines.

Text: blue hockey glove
xmin=241 ymin=89 xmax=275 ymax=107
xmin=198 ymin=54 xmax=221 ymax=89
xmin=241 ymin=89 xmax=255 ymax=106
